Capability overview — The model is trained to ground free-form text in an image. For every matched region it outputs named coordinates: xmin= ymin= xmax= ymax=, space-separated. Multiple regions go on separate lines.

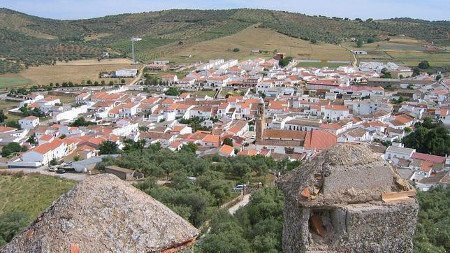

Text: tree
xmin=356 ymin=38 xmax=364 ymax=48
xmin=5 ymin=120 xmax=20 ymax=129
xmin=402 ymin=117 xmax=450 ymax=156
xmin=1 ymin=142 xmax=26 ymax=157
xmin=223 ymin=138 xmax=233 ymax=147
xmin=0 ymin=111 xmax=7 ymax=123
xmin=367 ymin=37 xmax=375 ymax=43
xmin=412 ymin=67 xmax=421 ymax=77
xmin=69 ymin=117 xmax=96 ymax=127
xmin=232 ymin=48 xmax=240 ymax=52
xmin=180 ymin=143 xmax=198 ymax=153
xmin=380 ymin=68 xmax=392 ymax=78
xmin=165 ymin=87 xmax=181 ymax=96
xmin=279 ymin=56 xmax=293 ymax=68
xmin=436 ymin=75 xmax=442 ymax=81
xmin=99 ymin=141 xmax=119 ymax=155
xmin=418 ymin=60 xmax=430 ymax=69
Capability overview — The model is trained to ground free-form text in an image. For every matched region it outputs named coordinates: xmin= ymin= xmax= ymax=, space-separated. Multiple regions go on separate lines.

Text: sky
xmin=1 ymin=0 xmax=449 ymax=21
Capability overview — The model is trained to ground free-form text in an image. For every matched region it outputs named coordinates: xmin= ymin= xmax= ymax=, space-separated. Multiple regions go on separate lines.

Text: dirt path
xmin=228 ymin=194 xmax=251 ymax=215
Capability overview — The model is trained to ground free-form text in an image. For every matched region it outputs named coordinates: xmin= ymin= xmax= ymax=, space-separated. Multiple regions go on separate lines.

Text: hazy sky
xmin=1 ymin=0 xmax=449 ymax=20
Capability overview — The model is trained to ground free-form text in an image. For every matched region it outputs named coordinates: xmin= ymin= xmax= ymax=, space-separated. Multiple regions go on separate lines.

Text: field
xmin=0 ymin=58 xmax=141 ymax=86
xmin=0 ymin=173 xmax=76 ymax=220
xmin=159 ymin=27 xmax=353 ymax=64
xmin=344 ymin=36 xmax=450 ymax=67
xmin=0 ymin=75 xmax=33 ymax=88
xmin=297 ymin=61 xmax=350 ymax=68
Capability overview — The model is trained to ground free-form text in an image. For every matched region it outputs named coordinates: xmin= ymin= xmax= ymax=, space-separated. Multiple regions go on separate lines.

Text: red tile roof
xmin=304 ymin=130 xmax=337 ymax=150
xmin=412 ymin=152 xmax=446 ymax=164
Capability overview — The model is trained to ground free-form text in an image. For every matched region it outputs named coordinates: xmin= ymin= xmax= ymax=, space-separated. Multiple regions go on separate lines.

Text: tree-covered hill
xmin=0 ymin=8 xmax=449 ymax=73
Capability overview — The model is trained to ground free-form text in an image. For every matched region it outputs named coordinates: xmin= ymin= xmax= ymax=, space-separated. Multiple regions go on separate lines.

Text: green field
xmin=0 ymin=174 xmax=76 ymax=220
xmin=344 ymin=37 xmax=450 ymax=67
xmin=297 ymin=61 xmax=350 ymax=68
xmin=0 ymin=76 xmax=32 ymax=88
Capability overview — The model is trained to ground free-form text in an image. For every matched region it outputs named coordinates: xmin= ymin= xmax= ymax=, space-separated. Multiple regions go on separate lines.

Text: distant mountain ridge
xmin=0 ymin=8 xmax=449 ymax=73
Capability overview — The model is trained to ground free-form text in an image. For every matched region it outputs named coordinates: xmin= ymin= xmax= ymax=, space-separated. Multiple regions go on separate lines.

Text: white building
xmin=19 ymin=116 xmax=40 ymax=129
xmin=115 ymin=69 xmax=138 ymax=78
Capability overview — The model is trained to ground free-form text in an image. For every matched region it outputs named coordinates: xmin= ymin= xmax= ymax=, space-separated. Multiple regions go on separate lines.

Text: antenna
xmin=131 ymin=37 xmax=142 ymax=64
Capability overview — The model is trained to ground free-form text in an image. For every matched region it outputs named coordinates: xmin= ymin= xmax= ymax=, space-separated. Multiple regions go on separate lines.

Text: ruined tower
xmin=277 ymin=144 xmax=419 ymax=253
xmin=255 ymin=100 xmax=265 ymax=142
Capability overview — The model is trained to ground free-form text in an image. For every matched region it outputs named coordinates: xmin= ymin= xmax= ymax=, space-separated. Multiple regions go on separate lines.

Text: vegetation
xmin=279 ymin=56 xmax=293 ymax=68
xmin=0 ymin=173 xmax=75 ymax=246
xmin=198 ymin=188 xmax=284 ymax=253
xmin=414 ymin=187 xmax=450 ymax=253
xmin=164 ymin=87 xmax=181 ymax=96
xmin=69 ymin=117 xmax=96 ymax=127
xmin=0 ymin=111 xmax=7 ymax=123
xmin=19 ymin=106 xmax=45 ymax=117
xmin=178 ymin=117 xmax=210 ymax=131
xmin=0 ymin=8 xmax=448 ymax=73
xmin=5 ymin=120 xmax=20 ymax=129
xmin=402 ymin=117 xmax=450 ymax=156
xmin=418 ymin=60 xmax=430 ymax=69
xmin=98 ymin=140 xmax=119 ymax=155
xmin=95 ymin=142 xmax=298 ymax=227
xmin=1 ymin=142 xmax=27 ymax=157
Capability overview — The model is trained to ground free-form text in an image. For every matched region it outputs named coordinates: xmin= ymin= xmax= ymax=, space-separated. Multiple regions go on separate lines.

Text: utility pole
xmin=131 ymin=37 xmax=142 ymax=64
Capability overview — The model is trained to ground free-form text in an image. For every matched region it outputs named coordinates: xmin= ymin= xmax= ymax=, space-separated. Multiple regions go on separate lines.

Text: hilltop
xmin=0 ymin=8 xmax=449 ymax=74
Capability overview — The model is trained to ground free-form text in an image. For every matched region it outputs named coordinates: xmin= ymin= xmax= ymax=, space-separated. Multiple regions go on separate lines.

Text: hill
xmin=0 ymin=8 xmax=449 ymax=74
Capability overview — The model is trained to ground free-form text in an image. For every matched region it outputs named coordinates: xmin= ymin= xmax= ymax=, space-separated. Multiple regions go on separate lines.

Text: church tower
xmin=256 ymin=101 xmax=265 ymax=142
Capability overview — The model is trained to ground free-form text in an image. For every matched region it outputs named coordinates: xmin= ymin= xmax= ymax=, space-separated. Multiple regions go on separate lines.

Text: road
xmin=228 ymin=194 xmax=251 ymax=215
xmin=9 ymin=166 xmax=87 ymax=181
xmin=129 ymin=66 xmax=145 ymax=85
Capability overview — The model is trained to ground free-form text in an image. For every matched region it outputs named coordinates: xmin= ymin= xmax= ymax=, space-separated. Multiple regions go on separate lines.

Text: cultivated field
xmin=152 ymin=27 xmax=353 ymax=63
xmin=0 ymin=75 xmax=33 ymax=88
xmin=344 ymin=36 xmax=450 ymax=67
xmin=0 ymin=58 xmax=140 ymax=86
xmin=0 ymin=174 xmax=75 ymax=220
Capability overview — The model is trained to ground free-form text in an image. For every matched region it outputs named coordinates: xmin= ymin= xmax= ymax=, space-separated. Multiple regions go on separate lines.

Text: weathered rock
xmin=277 ymin=144 xmax=419 ymax=253
xmin=1 ymin=174 xmax=198 ymax=253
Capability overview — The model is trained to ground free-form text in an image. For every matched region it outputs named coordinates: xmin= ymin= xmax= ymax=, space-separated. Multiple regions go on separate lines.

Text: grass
xmin=0 ymin=76 xmax=32 ymax=88
xmin=344 ymin=36 xmax=450 ymax=67
xmin=161 ymin=27 xmax=353 ymax=64
xmin=0 ymin=174 xmax=76 ymax=220
xmin=297 ymin=61 xmax=350 ymax=68
xmin=11 ymin=58 xmax=141 ymax=85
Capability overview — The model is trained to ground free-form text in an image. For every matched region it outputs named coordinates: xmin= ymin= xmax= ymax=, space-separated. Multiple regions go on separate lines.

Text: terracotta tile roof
xmin=304 ymin=130 xmax=337 ymax=150
xmin=412 ymin=152 xmax=446 ymax=164
xmin=237 ymin=149 xmax=258 ymax=156
xmin=219 ymin=145 xmax=234 ymax=156
xmin=202 ymin=134 xmax=220 ymax=144
xmin=324 ymin=105 xmax=348 ymax=111
xmin=263 ymin=129 xmax=306 ymax=140
xmin=0 ymin=126 xmax=17 ymax=133
xmin=32 ymin=139 xmax=64 ymax=154
xmin=393 ymin=114 xmax=414 ymax=125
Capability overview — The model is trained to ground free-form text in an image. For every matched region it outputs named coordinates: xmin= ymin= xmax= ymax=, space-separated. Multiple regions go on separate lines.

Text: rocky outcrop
xmin=278 ymin=144 xmax=419 ymax=253
xmin=1 ymin=174 xmax=198 ymax=253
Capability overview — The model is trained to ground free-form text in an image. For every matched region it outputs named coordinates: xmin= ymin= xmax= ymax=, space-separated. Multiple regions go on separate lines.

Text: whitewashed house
xmin=19 ymin=116 xmax=39 ymax=129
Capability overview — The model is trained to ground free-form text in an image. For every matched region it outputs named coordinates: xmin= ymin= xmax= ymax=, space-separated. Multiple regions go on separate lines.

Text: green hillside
xmin=0 ymin=8 xmax=449 ymax=73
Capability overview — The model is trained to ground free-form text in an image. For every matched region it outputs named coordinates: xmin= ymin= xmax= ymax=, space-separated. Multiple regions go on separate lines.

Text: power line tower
xmin=131 ymin=37 xmax=142 ymax=64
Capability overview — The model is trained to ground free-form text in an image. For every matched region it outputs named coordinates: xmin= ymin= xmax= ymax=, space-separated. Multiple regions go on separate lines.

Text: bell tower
xmin=256 ymin=101 xmax=265 ymax=142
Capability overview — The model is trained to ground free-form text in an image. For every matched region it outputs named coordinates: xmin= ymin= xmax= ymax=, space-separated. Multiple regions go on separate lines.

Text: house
xmin=322 ymin=105 xmax=350 ymax=122
xmin=384 ymin=145 xmax=415 ymax=164
xmin=115 ymin=69 xmax=138 ymax=78
xmin=18 ymin=116 xmax=39 ymax=130
xmin=21 ymin=139 xmax=67 ymax=165
xmin=338 ymin=127 xmax=372 ymax=143
xmin=161 ymin=74 xmax=178 ymax=84
xmin=435 ymin=109 xmax=450 ymax=126
xmin=218 ymin=145 xmax=235 ymax=157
